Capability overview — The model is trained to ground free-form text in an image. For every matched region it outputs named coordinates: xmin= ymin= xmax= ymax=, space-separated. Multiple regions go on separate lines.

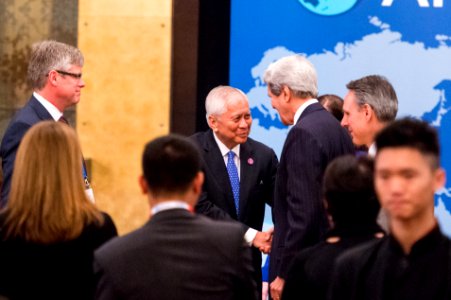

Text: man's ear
xmin=363 ymin=103 xmax=374 ymax=121
xmin=47 ymin=70 xmax=59 ymax=86
xmin=208 ymin=115 xmax=219 ymax=132
xmin=139 ymin=175 xmax=149 ymax=194
xmin=434 ymin=168 xmax=446 ymax=192
xmin=282 ymin=85 xmax=291 ymax=102
xmin=193 ymin=171 xmax=205 ymax=195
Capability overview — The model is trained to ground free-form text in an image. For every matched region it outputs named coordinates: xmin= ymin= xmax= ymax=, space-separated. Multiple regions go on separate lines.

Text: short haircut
xmin=323 ymin=155 xmax=379 ymax=227
xmin=205 ymin=85 xmax=248 ymax=120
xmin=27 ymin=40 xmax=84 ymax=90
xmin=264 ymin=54 xmax=318 ymax=99
xmin=375 ymin=117 xmax=440 ymax=169
xmin=346 ymin=75 xmax=398 ymax=122
xmin=318 ymin=94 xmax=344 ymax=121
xmin=142 ymin=134 xmax=202 ymax=196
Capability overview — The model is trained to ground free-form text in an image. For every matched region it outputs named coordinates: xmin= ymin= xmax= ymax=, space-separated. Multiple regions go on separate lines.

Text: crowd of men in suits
xmin=1 ymin=40 xmax=450 ymax=300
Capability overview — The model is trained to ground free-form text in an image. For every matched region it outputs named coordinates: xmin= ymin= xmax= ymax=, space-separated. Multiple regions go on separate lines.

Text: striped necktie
xmin=226 ymin=151 xmax=240 ymax=216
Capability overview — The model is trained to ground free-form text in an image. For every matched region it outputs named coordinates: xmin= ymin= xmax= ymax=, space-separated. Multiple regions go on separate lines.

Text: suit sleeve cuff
xmin=244 ymin=228 xmax=257 ymax=246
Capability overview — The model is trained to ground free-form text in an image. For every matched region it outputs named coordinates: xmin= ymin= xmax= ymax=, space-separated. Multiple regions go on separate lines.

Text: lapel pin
xmin=247 ymin=158 xmax=254 ymax=165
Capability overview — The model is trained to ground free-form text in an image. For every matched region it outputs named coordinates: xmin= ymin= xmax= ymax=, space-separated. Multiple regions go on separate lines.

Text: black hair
xmin=375 ymin=117 xmax=440 ymax=169
xmin=142 ymin=134 xmax=201 ymax=196
xmin=318 ymin=94 xmax=344 ymax=121
xmin=323 ymin=155 xmax=379 ymax=227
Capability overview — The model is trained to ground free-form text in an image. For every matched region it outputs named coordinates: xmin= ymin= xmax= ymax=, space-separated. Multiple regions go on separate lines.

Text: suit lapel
xmin=202 ymin=131 xmax=237 ymax=217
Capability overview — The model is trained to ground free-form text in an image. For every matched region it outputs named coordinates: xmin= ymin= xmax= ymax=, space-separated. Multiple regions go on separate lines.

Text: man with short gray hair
xmin=190 ymin=86 xmax=278 ymax=297
xmin=1 ymin=40 xmax=87 ymax=206
xmin=264 ymin=55 xmax=355 ymax=300
xmin=341 ymin=75 xmax=398 ymax=156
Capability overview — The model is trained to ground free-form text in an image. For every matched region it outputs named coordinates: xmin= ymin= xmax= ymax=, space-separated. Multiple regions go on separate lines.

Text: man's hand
xmin=270 ymin=277 xmax=285 ymax=300
xmin=252 ymin=228 xmax=273 ymax=254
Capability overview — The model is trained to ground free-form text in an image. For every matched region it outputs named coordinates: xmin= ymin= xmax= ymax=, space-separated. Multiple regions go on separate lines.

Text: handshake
xmin=252 ymin=228 xmax=274 ymax=254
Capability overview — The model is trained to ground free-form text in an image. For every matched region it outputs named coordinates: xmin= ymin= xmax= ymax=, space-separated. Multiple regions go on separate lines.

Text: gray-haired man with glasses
xmin=1 ymin=40 xmax=87 ymax=207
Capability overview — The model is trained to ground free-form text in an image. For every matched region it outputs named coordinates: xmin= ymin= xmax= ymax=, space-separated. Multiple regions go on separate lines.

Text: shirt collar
xmin=212 ymin=132 xmax=240 ymax=158
xmin=388 ymin=223 xmax=445 ymax=257
xmin=151 ymin=200 xmax=191 ymax=216
xmin=368 ymin=143 xmax=377 ymax=157
xmin=33 ymin=92 xmax=63 ymax=121
xmin=293 ymin=98 xmax=318 ymax=125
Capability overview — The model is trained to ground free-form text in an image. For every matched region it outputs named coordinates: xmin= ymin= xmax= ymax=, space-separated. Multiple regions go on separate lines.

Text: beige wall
xmin=78 ymin=0 xmax=172 ymax=234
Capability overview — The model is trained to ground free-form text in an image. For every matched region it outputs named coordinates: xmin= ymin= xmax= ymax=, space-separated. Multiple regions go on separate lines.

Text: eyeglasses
xmin=55 ymin=70 xmax=83 ymax=79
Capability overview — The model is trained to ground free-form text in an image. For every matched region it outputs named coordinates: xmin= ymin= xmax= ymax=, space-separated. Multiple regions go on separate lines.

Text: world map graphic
xmin=230 ymin=1 xmax=451 ymax=235
xmin=299 ymin=0 xmax=358 ymax=16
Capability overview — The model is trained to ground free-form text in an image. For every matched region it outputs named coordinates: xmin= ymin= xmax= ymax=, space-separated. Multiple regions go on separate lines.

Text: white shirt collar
xmin=151 ymin=200 xmax=191 ymax=216
xmin=212 ymin=132 xmax=240 ymax=158
xmin=33 ymin=92 xmax=63 ymax=121
xmin=368 ymin=143 xmax=377 ymax=157
xmin=293 ymin=99 xmax=318 ymax=125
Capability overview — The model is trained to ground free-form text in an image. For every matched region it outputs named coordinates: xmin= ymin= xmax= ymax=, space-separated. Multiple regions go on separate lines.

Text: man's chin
xmin=235 ymin=136 xmax=249 ymax=144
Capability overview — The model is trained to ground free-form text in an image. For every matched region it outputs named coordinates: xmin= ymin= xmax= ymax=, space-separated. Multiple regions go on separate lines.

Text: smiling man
xmin=341 ymin=75 xmax=398 ymax=156
xmin=330 ymin=118 xmax=451 ymax=300
xmin=190 ymin=86 xmax=278 ymax=297
xmin=0 ymin=40 xmax=87 ymax=207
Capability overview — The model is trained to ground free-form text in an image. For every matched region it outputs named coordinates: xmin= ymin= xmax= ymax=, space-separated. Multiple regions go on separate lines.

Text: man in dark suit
xmin=0 ymin=40 xmax=88 ymax=207
xmin=341 ymin=75 xmax=398 ymax=231
xmin=190 ymin=86 xmax=278 ymax=293
xmin=94 ymin=135 xmax=257 ymax=300
xmin=263 ymin=55 xmax=355 ymax=299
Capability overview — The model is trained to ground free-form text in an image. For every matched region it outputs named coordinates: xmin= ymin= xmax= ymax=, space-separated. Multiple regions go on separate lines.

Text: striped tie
xmin=226 ymin=151 xmax=240 ymax=216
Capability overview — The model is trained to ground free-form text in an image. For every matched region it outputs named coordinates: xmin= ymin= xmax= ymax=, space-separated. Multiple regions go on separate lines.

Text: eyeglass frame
xmin=47 ymin=70 xmax=83 ymax=79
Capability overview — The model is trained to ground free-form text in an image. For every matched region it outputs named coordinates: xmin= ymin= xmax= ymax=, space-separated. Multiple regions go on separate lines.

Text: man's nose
xmin=341 ymin=116 xmax=348 ymax=127
xmin=239 ymin=117 xmax=248 ymax=127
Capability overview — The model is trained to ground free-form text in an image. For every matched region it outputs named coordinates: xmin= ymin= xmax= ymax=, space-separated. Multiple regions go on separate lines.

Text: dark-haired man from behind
xmin=94 ymin=135 xmax=257 ymax=300
xmin=318 ymin=94 xmax=344 ymax=121
xmin=282 ymin=155 xmax=384 ymax=300
xmin=329 ymin=118 xmax=451 ymax=300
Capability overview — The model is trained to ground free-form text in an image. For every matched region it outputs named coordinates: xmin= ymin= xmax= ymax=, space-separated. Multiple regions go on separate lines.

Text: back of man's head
xmin=375 ymin=117 xmax=440 ymax=169
xmin=142 ymin=134 xmax=202 ymax=197
xmin=347 ymin=75 xmax=398 ymax=122
xmin=318 ymin=94 xmax=344 ymax=121
xmin=323 ymin=155 xmax=379 ymax=227
xmin=264 ymin=54 xmax=318 ymax=99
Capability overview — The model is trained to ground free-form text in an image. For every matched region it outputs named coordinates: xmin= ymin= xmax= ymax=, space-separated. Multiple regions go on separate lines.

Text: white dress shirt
xmin=33 ymin=92 xmax=63 ymax=121
xmin=212 ymin=132 xmax=257 ymax=246
xmin=293 ymin=98 xmax=318 ymax=125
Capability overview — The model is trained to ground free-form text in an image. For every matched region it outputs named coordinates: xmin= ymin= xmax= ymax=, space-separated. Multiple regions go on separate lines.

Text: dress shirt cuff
xmin=244 ymin=228 xmax=258 ymax=246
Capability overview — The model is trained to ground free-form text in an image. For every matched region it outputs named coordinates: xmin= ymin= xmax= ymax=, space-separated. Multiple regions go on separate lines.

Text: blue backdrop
xmin=230 ymin=0 xmax=451 ymax=236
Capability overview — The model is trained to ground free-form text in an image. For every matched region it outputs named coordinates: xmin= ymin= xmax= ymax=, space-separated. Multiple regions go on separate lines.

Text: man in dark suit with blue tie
xmin=0 ymin=40 xmax=87 ymax=207
xmin=94 ymin=134 xmax=258 ymax=300
xmin=263 ymin=55 xmax=355 ymax=300
xmin=190 ymin=86 xmax=278 ymax=295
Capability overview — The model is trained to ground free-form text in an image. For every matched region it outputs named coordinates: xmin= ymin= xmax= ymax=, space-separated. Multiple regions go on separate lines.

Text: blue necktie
xmin=59 ymin=116 xmax=90 ymax=189
xmin=226 ymin=151 xmax=240 ymax=216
